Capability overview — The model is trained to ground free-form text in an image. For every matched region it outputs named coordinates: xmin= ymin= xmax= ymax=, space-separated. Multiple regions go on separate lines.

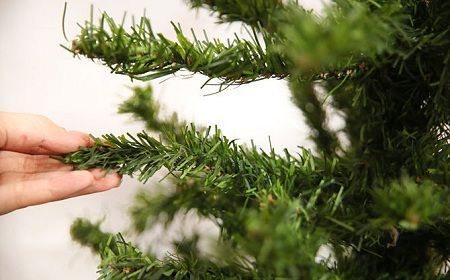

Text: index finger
xmin=0 ymin=112 xmax=93 ymax=155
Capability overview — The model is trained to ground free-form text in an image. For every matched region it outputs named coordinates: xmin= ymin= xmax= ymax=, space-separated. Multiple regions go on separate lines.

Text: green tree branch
xmin=69 ymin=14 xmax=288 ymax=87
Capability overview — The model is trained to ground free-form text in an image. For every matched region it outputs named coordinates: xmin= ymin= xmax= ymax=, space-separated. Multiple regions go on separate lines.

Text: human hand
xmin=0 ymin=112 xmax=121 ymax=214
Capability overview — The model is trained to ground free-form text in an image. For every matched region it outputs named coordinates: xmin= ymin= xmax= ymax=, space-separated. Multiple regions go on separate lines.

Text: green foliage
xmin=371 ymin=175 xmax=449 ymax=230
xmin=281 ymin=1 xmax=404 ymax=75
xmin=118 ymin=85 xmax=187 ymax=141
xmin=290 ymin=82 xmax=340 ymax=156
xmin=94 ymin=233 xmax=257 ymax=279
xmin=70 ymin=218 xmax=117 ymax=254
xmin=70 ymin=13 xmax=287 ymax=87
xmin=64 ymin=0 xmax=449 ymax=279
xmin=188 ymin=0 xmax=284 ymax=31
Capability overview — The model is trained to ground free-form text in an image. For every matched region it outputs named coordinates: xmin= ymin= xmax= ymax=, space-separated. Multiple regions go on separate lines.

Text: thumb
xmin=0 ymin=170 xmax=94 ymax=214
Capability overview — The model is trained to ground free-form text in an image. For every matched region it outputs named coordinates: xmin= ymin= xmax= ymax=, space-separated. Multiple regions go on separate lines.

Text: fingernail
xmin=67 ymin=130 xmax=94 ymax=147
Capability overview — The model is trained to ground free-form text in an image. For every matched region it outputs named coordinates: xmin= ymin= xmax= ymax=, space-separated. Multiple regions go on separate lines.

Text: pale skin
xmin=0 ymin=112 xmax=122 ymax=215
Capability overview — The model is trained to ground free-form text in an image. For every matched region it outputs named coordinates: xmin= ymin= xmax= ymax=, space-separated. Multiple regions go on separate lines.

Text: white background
xmin=0 ymin=1 xmax=323 ymax=279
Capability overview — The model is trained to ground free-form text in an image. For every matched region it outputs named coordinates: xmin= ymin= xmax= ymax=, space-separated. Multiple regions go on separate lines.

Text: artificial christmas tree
xmin=60 ymin=0 xmax=449 ymax=279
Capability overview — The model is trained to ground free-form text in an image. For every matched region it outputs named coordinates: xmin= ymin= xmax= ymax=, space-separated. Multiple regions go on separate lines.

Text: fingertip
xmin=88 ymin=168 xmax=122 ymax=190
xmin=107 ymin=172 xmax=123 ymax=188
xmin=98 ymin=172 xmax=122 ymax=189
